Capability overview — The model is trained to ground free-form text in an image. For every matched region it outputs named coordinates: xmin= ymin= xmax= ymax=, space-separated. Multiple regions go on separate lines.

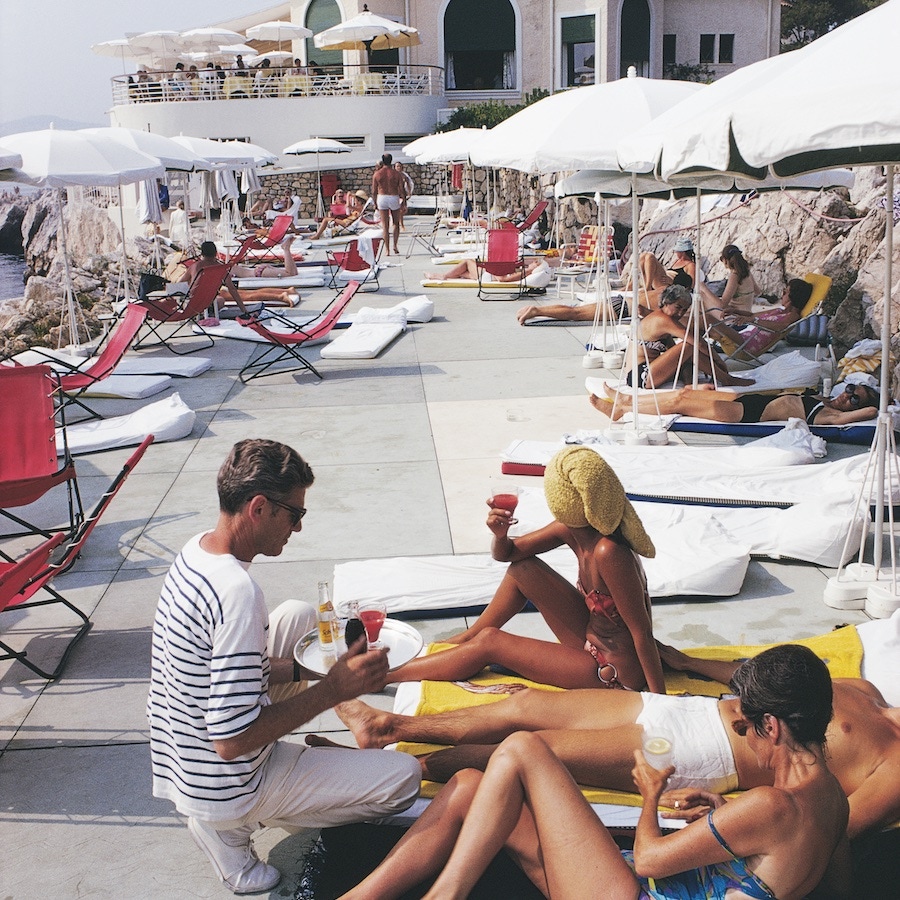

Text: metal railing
xmin=111 ymin=64 xmax=444 ymax=106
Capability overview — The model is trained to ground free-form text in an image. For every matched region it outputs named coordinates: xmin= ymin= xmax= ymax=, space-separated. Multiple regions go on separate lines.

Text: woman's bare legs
xmin=337 ymin=770 xmax=483 ymax=900
xmin=447 ymin=557 xmax=588 ymax=644
xmin=424 ymin=258 xmax=478 ymax=280
xmin=425 ymin=733 xmax=638 ymax=900
xmin=589 ymin=385 xmax=744 ymax=422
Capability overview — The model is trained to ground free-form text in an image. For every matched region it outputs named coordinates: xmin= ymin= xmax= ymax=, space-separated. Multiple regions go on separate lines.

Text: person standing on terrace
xmin=371 ymin=152 xmax=408 ymax=256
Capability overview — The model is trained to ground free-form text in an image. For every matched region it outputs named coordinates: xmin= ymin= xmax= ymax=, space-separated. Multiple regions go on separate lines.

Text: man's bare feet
xmin=424 ymin=271 xmax=442 ymax=281
xmin=334 ymin=699 xmax=396 ymax=749
xmin=516 ymin=305 xmax=540 ymax=324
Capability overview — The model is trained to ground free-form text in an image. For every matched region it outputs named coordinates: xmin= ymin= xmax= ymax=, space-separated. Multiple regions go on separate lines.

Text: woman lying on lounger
xmin=423 ymin=257 xmax=548 ymax=284
xmin=339 ymin=645 xmax=851 ymax=900
xmin=385 ymin=446 xmax=666 ymax=694
xmin=592 ymin=379 xmax=880 ymax=426
xmin=707 ymin=278 xmax=812 ymax=359
xmin=623 ymin=284 xmax=753 ymax=389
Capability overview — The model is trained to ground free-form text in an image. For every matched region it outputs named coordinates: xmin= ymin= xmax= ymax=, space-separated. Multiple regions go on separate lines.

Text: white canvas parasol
xmin=179 ymin=28 xmax=247 ymax=54
xmin=469 ymin=70 xmax=704 ymax=174
xmin=2 ymin=128 xmax=164 ymax=347
xmin=403 ymin=127 xmax=489 ymax=165
xmin=313 ymin=6 xmax=420 ymax=57
xmin=0 ymin=145 xmax=23 ymax=170
xmin=246 ymin=20 xmax=313 ymax=49
xmin=283 ymin=138 xmax=352 ymax=218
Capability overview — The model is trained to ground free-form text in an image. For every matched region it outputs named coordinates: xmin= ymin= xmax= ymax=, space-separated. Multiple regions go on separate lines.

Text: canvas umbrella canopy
xmin=170 ymin=135 xmax=257 ymax=167
xmin=313 ymin=5 xmax=420 ymax=66
xmin=2 ymin=128 xmax=163 ymax=347
xmin=403 ymin=127 xmax=490 ymax=165
xmin=246 ymin=51 xmax=294 ymax=67
xmin=469 ymin=69 xmax=704 ymax=174
xmin=0 ymin=145 xmax=23 ymax=170
xmin=179 ymin=28 xmax=246 ymax=53
xmin=91 ymin=38 xmax=156 ymax=73
xmin=283 ymin=137 xmax=352 ymax=218
xmin=245 ymin=20 xmax=313 ymax=51
xmin=220 ymin=140 xmax=278 ymax=166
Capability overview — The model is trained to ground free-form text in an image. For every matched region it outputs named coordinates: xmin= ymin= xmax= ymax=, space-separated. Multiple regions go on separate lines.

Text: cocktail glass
xmin=489 ymin=480 xmax=521 ymax=526
xmin=358 ymin=600 xmax=387 ymax=650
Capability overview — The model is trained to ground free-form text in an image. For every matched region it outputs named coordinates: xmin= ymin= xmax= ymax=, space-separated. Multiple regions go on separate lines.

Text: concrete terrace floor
xmin=0 ymin=221 xmax=876 ymax=898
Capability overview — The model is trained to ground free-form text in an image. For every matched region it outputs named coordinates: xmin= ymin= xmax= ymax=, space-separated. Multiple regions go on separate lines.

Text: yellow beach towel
xmin=399 ymin=625 xmax=863 ymax=803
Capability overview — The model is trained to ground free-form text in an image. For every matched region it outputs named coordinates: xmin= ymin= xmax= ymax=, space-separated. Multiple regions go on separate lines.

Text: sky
xmin=0 ymin=0 xmax=276 ymax=129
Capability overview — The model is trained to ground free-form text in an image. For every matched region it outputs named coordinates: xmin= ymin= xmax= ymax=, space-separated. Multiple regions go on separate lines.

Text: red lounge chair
xmin=477 ymin=229 xmax=525 ymax=300
xmin=516 ymin=199 xmax=549 ymax=233
xmin=237 ymin=281 xmax=360 ymax=382
xmin=0 ymin=435 xmax=153 ymax=680
xmin=133 ymin=262 xmax=229 ymax=353
xmin=230 ymin=214 xmax=294 ymax=266
xmin=326 ymin=237 xmax=383 ymax=294
xmin=25 ymin=304 xmax=148 ymax=422
xmin=0 ymin=364 xmax=84 ymax=545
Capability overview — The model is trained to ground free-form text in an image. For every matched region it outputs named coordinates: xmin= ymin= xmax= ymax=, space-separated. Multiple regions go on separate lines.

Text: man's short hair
xmin=217 ymin=439 xmax=314 ymax=514
xmin=381 ymin=152 xmax=393 ymax=166
xmin=199 ymin=240 xmax=217 ymax=259
xmin=660 ymin=284 xmax=691 ymax=307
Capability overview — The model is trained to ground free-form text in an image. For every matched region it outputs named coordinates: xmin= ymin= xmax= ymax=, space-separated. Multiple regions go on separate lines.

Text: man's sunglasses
xmin=266 ymin=496 xmax=307 ymax=527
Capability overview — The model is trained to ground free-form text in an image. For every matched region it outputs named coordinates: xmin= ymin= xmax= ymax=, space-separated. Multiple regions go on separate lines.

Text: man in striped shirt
xmin=148 ymin=439 xmax=420 ymax=895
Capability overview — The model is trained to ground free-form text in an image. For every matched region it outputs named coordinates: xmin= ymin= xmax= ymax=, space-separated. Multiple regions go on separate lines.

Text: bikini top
xmin=706 ymin=811 xmax=777 ymax=900
xmin=578 ymin=581 xmax=620 ymax=621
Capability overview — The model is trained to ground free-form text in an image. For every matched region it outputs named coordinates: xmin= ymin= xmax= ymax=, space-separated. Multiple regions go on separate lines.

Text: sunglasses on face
xmin=266 ymin=496 xmax=307 ymax=527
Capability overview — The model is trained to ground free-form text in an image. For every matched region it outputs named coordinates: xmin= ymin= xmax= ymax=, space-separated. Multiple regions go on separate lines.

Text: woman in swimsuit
xmin=623 ymin=285 xmax=753 ymax=389
xmin=337 ymin=644 xmax=851 ymax=900
xmin=592 ymin=380 xmax=879 ymax=427
xmin=700 ymin=244 xmax=761 ymax=320
xmin=383 ymin=446 xmax=666 ymax=694
xmin=708 ymin=279 xmax=813 ymax=359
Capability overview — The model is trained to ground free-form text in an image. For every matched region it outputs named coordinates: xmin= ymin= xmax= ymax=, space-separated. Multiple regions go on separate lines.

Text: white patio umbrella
xmin=179 ymin=28 xmax=246 ymax=53
xmin=313 ymin=5 xmax=420 ymax=67
xmin=1 ymin=128 xmax=163 ymax=348
xmin=246 ymin=20 xmax=313 ymax=50
xmin=128 ymin=30 xmax=186 ymax=69
xmin=170 ymin=135 xmax=257 ymax=167
xmin=283 ymin=137 xmax=352 ymax=217
xmin=220 ymin=140 xmax=278 ymax=167
xmin=247 ymin=51 xmax=294 ymax=67
xmin=403 ymin=127 xmax=490 ymax=165
xmin=91 ymin=38 xmax=153 ymax=73
xmin=619 ymin=0 xmax=900 ymax=609
xmin=470 ymin=70 xmax=705 ymax=174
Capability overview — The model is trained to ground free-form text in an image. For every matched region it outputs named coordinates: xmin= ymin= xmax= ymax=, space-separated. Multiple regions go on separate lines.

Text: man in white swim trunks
xmin=371 ymin=152 xmax=408 ymax=256
xmin=330 ymin=642 xmax=900 ymax=840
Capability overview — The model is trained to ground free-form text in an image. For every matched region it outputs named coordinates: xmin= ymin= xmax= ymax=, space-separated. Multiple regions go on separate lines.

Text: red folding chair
xmin=516 ymin=199 xmax=549 ymax=233
xmin=237 ymin=281 xmax=360 ymax=382
xmin=0 ymin=364 xmax=84 ymax=545
xmin=326 ymin=237 xmax=383 ymax=294
xmin=230 ymin=215 xmax=294 ymax=266
xmin=477 ymin=229 xmax=525 ymax=300
xmin=133 ymin=262 xmax=229 ymax=353
xmin=0 ymin=435 xmax=153 ymax=680
xmin=23 ymin=304 xmax=148 ymax=422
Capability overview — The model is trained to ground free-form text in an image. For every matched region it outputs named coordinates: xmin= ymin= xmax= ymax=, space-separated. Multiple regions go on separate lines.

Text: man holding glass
xmin=147 ymin=439 xmax=420 ymax=895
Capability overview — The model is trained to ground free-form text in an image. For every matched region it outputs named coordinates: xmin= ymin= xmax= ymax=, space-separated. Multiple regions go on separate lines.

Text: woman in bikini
xmin=700 ymin=244 xmax=760 ymax=320
xmin=338 ymin=645 xmax=851 ymax=900
xmin=623 ymin=284 xmax=753 ymax=390
xmin=384 ymin=446 xmax=666 ymax=694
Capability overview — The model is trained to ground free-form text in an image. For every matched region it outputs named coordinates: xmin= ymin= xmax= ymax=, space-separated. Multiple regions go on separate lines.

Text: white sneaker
xmin=188 ymin=818 xmax=281 ymax=895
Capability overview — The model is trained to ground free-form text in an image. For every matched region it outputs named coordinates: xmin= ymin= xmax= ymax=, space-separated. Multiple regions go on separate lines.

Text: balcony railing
xmin=111 ymin=64 xmax=444 ymax=106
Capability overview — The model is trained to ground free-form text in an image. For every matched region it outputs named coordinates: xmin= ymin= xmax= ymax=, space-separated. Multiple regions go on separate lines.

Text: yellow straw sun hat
xmin=543 ymin=446 xmax=655 ymax=558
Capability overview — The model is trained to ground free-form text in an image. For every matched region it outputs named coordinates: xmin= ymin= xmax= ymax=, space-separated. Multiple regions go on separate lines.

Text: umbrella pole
xmin=116 ymin=185 xmax=132 ymax=302
xmin=55 ymin=188 xmax=82 ymax=350
xmin=823 ymin=164 xmax=900 ymax=615
xmin=316 ymin=148 xmax=324 ymax=220
xmin=627 ymin=173 xmax=644 ymax=441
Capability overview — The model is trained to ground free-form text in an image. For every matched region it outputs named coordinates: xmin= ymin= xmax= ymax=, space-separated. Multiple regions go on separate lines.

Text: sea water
xmin=0 ymin=252 xmax=25 ymax=304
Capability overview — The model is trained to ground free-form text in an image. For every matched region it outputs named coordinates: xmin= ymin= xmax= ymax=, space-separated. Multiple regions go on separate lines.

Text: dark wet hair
xmin=730 ymin=644 xmax=833 ymax=749
xmin=786 ymin=278 xmax=814 ymax=311
xmin=217 ymin=439 xmax=314 ymax=514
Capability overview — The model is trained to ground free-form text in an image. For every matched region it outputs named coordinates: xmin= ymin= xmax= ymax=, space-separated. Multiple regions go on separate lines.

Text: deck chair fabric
xmin=0 ymin=365 xmax=84 ymax=545
xmin=237 ymin=282 xmax=361 ymax=383
xmin=477 ymin=229 xmax=525 ymax=300
xmin=786 ymin=273 xmax=833 ymax=347
xmin=714 ymin=273 xmax=833 ymax=364
xmin=516 ymin=199 xmax=549 ymax=233
xmin=230 ymin=214 xmax=295 ymax=266
xmin=327 ymin=237 xmax=382 ymax=293
xmin=50 ymin=305 xmax=148 ymax=421
xmin=0 ymin=434 xmax=153 ymax=680
xmin=134 ymin=262 xmax=229 ymax=354
xmin=405 ymin=212 xmax=443 ymax=258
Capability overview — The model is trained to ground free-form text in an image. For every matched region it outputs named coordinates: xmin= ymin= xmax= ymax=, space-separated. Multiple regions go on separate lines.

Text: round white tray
xmin=293 ymin=619 xmax=424 ymax=677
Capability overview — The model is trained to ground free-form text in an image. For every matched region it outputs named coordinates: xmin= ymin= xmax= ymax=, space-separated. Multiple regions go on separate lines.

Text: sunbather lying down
xmin=590 ymin=380 xmax=880 ymax=426
xmin=423 ymin=258 xmax=547 ymax=283
xmin=329 ymin=641 xmax=900 ymax=841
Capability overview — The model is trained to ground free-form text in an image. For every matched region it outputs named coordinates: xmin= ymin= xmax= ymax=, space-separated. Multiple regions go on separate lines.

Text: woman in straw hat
xmin=383 ymin=447 xmax=665 ymax=693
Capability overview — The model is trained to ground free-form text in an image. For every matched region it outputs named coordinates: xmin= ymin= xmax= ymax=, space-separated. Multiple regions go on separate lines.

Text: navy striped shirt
xmin=147 ymin=534 xmax=274 ymax=819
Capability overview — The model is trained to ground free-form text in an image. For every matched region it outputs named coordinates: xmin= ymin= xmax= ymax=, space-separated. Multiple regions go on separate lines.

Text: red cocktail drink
xmin=491 ymin=493 xmax=519 ymax=514
xmin=358 ymin=600 xmax=388 ymax=650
